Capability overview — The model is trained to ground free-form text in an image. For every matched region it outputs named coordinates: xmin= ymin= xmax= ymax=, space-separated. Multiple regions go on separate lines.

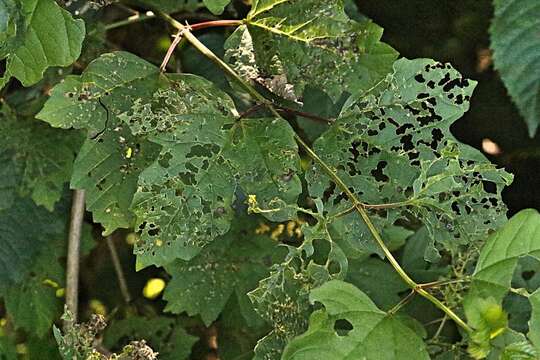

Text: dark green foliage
xmin=0 ymin=1 xmax=538 ymax=359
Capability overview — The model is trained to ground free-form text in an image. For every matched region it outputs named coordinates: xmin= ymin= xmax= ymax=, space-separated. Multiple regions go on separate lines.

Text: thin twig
xmin=237 ymin=103 xmax=266 ymax=120
xmin=388 ymin=290 xmax=415 ymax=315
xmin=64 ymin=189 xmax=86 ymax=329
xmin=106 ymin=235 xmax=132 ymax=304
xmin=160 ymin=29 xmax=185 ymax=72
xmin=275 ymin=105 xmax=334 ymax=123
xmin=105 ymin=12 xmax=156 ymax=31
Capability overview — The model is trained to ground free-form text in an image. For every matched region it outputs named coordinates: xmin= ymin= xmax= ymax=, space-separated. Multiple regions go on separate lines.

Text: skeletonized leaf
xmin=225 ymin=0 xmax=398 ymax=100
xmin=248 ymin=208 xmax=347 ymax=360
xmin=282 ymin=280 xmax=429 ymax=360
xmin=120 ymin=74 xmax=301 ymax=266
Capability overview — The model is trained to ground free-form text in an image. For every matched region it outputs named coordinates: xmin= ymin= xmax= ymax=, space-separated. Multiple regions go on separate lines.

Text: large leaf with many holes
xmin=307 ymin=58 xmax=513 ymax=261
xmin=225 ymin=0 xmax=398 ymax=101
xmin=120 ymin=74 xmax=302 ymax=267
xmin=282 ymin=280 xmax=429 ymax=360
xmin=37 ymin=52 xmax=162 ymax=234
xmin=0 ymin=0 xmax=85 ymax=88
xmin=490 ymin=0 xmax=540 ymax=136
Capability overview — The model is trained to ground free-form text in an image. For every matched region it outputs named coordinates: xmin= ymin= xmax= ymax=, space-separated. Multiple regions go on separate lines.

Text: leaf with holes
xmin=490 ymin=0 xmax=540 ymax=136
xmin=225 ymin=0 xmax=398 ymax=101
xmin=282 ymin=280 xmax=429 ymax=359
xmin=120 ymin=74 xmax=301 ymax=266
xmin=307 ymin=58 xmax=512 ymax=261
xmin=162 ymin=218 xmax=284 ymax=326
xmin=248 ymin=209 xmax=347 ymax=360
xmin=0 ymin=0 xmax=85 ymax=88
xmin=37 ymin=52 xmax=162 ymax=234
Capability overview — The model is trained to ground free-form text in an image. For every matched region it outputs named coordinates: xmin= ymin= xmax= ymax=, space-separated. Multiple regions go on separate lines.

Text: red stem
xmin=190 ymin=20 xmax=243 ymax=31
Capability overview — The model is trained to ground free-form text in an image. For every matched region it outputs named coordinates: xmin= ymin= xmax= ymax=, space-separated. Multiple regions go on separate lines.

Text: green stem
xmin=158 ymin=11 xmax=473 ymax=334
xmin=104 ymin=12 xmax=156 ymax=31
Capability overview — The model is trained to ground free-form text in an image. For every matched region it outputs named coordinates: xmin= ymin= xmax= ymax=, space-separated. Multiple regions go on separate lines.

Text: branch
xmin=157 ymin=11 xmax=473 ymax=334
xmin=106 ymin=235 xmax=132 ymax=304
xmin=64 ymin=189 xmax=85 ymax=330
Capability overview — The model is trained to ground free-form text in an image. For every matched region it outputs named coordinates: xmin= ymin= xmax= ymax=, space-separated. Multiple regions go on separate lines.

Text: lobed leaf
xmin=37 ymin=52 xmax=162 ymax=234
xmin=121 ymin=74 xmax=302 ymax=266
xmin=225 ymin=0 xmax=398 ymax=101
xmin=307 ymin=58 xmax=512 ymax=260
xmin=163 ymin=218 xmax=284 ymax=326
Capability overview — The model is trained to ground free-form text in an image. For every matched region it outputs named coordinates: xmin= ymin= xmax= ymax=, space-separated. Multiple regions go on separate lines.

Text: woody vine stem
xmin=155 ymin=11 xmax=473 ymax=334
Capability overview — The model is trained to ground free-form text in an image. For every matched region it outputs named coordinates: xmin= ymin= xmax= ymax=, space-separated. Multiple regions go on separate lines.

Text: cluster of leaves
xmin=1 ymin=0 xmax=540 ymax=359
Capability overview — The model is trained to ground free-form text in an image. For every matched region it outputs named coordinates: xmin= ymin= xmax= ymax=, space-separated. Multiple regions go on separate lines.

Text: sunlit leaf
xmin=282 ymin=280 xmax=429 ymax=359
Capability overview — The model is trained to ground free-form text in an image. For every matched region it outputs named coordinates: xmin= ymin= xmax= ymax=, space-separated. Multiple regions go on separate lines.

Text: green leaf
xmin=37 ymin=52 xmax=162 ymax=234
xmin=0 ymin=0 xmax=26 ymax=59
xmin=0 ymin=197 xmax=66 ymax=288
xmin=247 ymin=210 xmax=347 ymax=360
xmin=345 ymin=257 xmax=409 ymax=311
xmin=3 ymin=243 xmax=63 ymax=337
xmin=490 ymin=0 xmax=540 ymax=136
xmin=71 ymin=129 xmax=159 ymax=235
xmin=0 ymin=335 xmax=17 ymax=360
xmin=0 ymin=196 xmax=73 ymax=337
xmin=37 ymin=51 xmax=160 ymax=132
xmin=529 ymin=289 xmax=540 ymax=350
xmin=121 ymin=74 xmax=301 ymax=266
xmin=467 ymin=209 xmax=540 ymax=302
xmin=282 ymin=280 xmax=429 ymax=360
xmin=225 ymin=0 xmax=397 ymax=100
xmin=0 ymin=0 xmax=85 ymax=88
xmin=464 ymin=209 xmax=540 ymax=356
xmin=0 ymin=104 xmax=83 ymax=211
xmin=307 ymin=58 xmax=512 ymax=260
xmin=203 ymin=0 xmax=230 ymax=15
xmin=0 ymin=149 xmax=19 ymax=211
xmin=103 ymin=316 xmax=197 ymax=360
xmin=163 ymin=218 xmax=284 ymax=326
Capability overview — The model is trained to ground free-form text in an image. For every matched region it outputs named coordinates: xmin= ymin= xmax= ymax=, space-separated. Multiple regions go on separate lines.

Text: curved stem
xmin=190 ymin=19 xmax=243 ymax=31
xmin=158 ymin=11 xmax=473 ymax=334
